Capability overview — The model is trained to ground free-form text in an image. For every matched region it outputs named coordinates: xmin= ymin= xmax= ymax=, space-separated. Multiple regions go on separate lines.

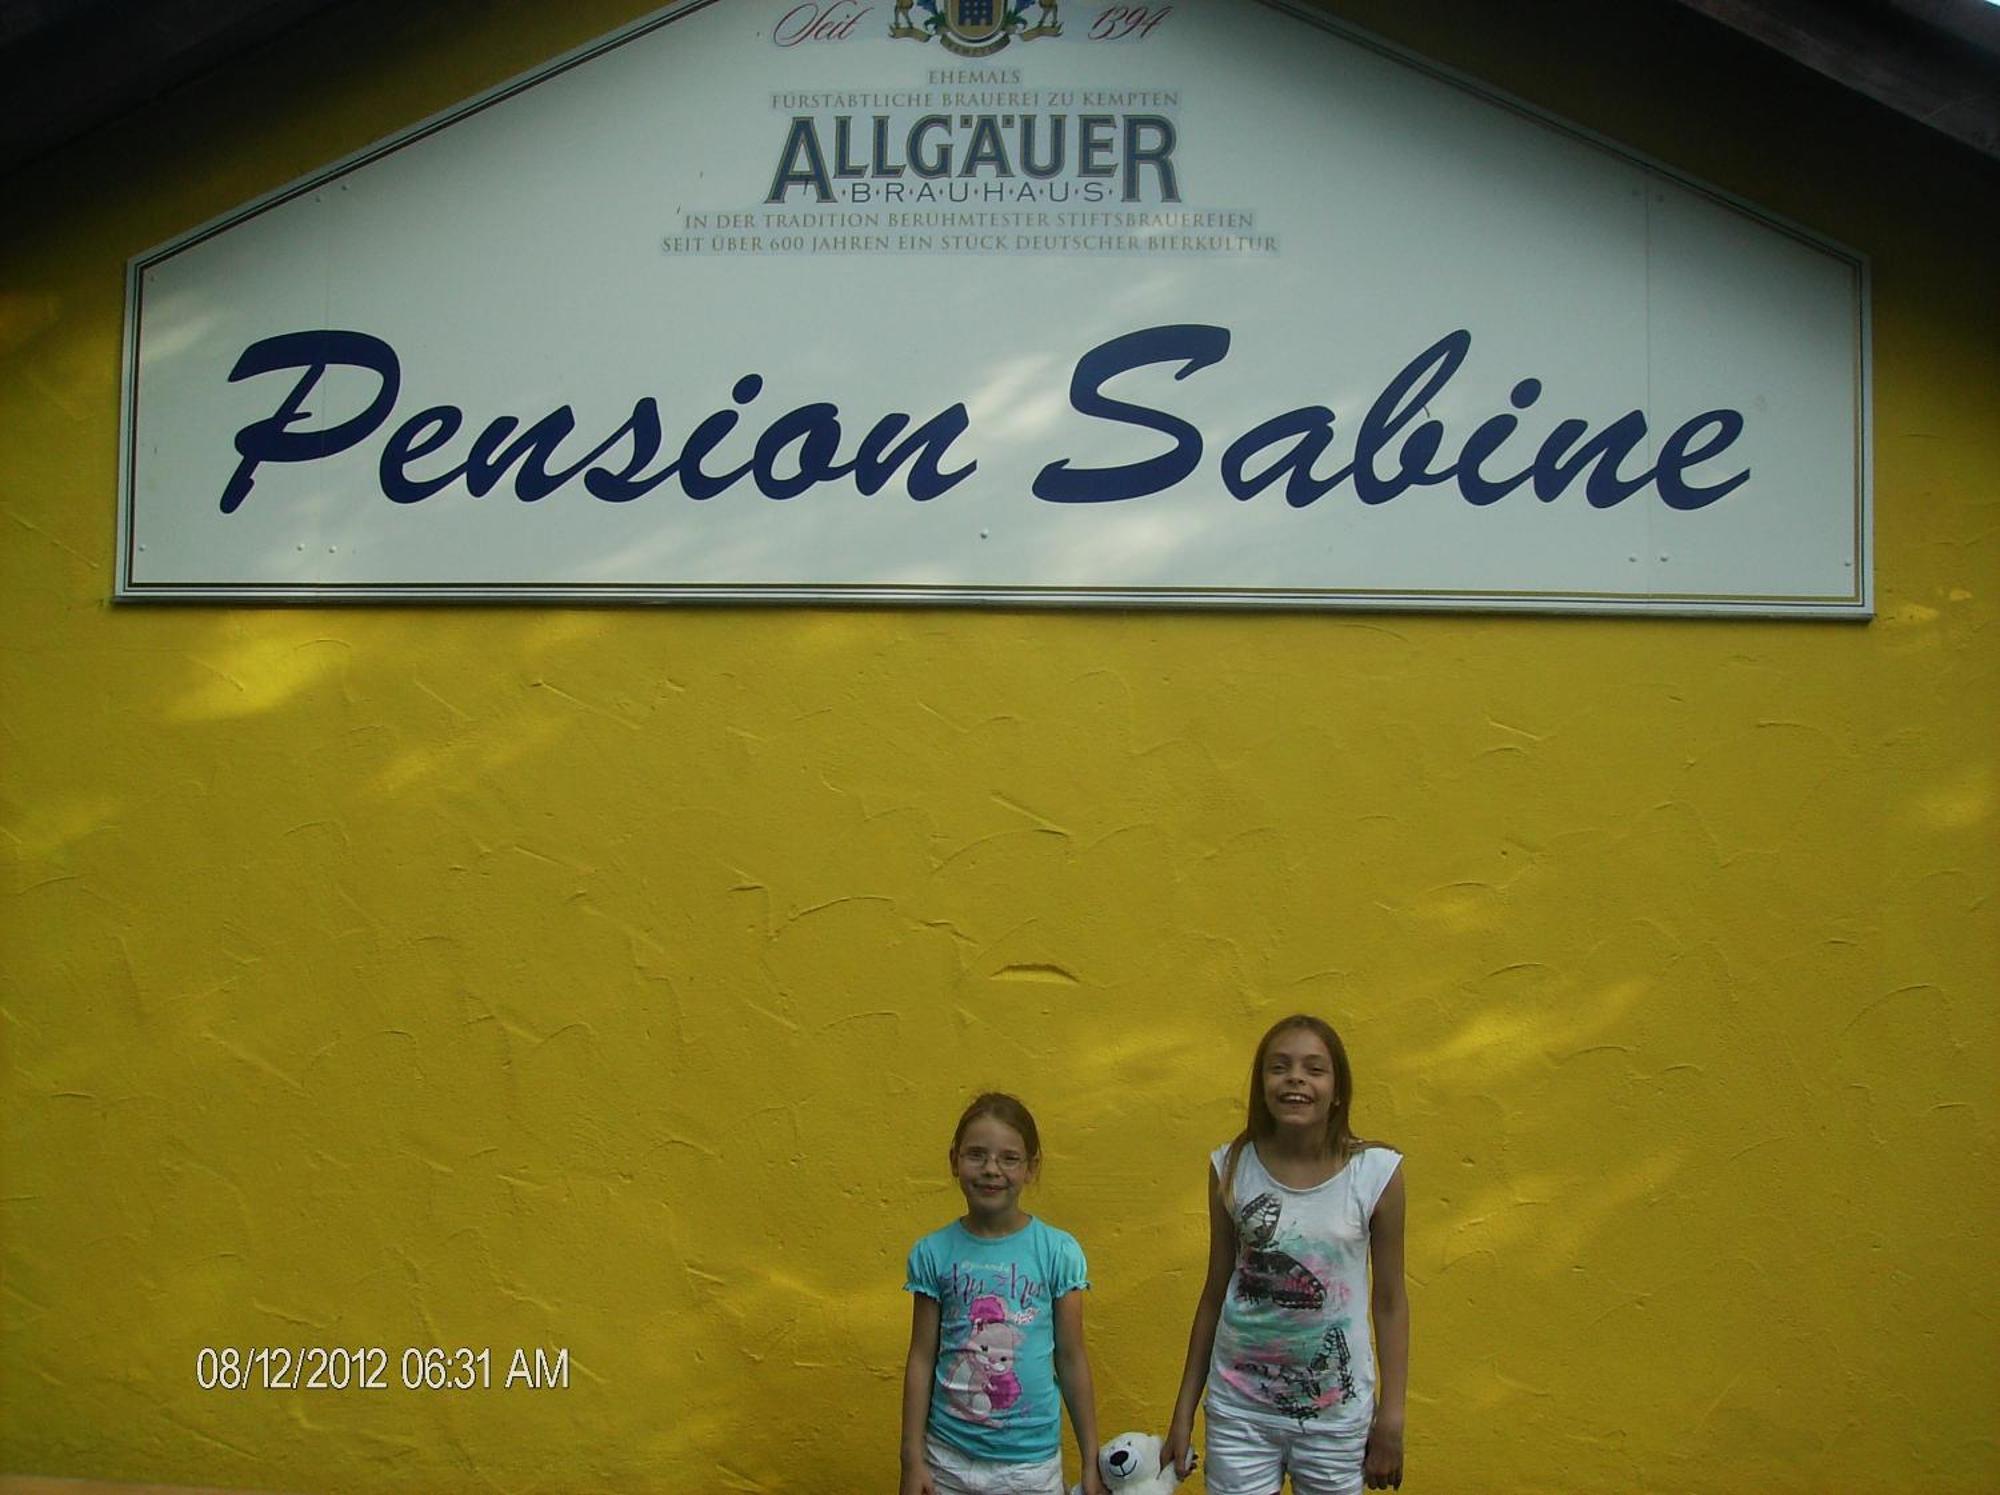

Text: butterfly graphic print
xmin=1234 ymin=1192 xmax=1328 ymax=1310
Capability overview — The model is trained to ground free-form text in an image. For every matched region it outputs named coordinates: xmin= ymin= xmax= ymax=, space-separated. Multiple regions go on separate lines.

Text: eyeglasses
xmin=959 ymin=1147 xmax=1028 ymax=1171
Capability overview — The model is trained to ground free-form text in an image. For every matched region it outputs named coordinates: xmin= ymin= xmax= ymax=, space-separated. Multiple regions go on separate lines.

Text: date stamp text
xmin=196 ymin=1345 xmax=569 ymax=1391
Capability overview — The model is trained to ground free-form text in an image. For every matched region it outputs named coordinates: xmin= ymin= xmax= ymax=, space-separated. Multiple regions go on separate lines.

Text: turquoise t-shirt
xmin=904 ymin=1216 xmax=1089 ymax=1463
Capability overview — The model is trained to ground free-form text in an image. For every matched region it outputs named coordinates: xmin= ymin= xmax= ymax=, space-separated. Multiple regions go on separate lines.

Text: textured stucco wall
xmin=2 ymin=0 xmax=1995 ymax=1490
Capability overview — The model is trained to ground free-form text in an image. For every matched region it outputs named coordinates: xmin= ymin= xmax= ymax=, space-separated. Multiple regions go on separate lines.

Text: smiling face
xmin=1261 ymin=1024 xmax=1338 ymax=1135
xmin=952 ymin=1114 xmax=1035 ymax=1231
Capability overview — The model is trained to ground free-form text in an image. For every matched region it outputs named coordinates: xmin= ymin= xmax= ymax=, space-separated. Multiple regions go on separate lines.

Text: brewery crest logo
xmin=890 ymin=0 xmax=1062 ymax=56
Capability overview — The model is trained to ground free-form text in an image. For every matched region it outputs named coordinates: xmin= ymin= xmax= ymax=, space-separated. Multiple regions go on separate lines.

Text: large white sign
xmin=118 ymin=0 xmax=1871 ymax=614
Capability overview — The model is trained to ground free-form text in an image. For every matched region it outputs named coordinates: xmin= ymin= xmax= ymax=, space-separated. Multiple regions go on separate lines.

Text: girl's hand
xmin=1078 ymin=1464 xmax=1109 ymax=1495
xmin=1164 ymin=1412 xmax=1199 ymax=1478
xmin=1363 ymin=1418 xmax=1404 ymax=1490
xmin=898 ymin=1463 xmax=937 ymax=1495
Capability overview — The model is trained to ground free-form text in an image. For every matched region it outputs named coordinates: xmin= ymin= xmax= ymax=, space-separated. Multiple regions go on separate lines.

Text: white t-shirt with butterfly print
xmin=1206 ymin=1139 xmax=1404 ymax=1430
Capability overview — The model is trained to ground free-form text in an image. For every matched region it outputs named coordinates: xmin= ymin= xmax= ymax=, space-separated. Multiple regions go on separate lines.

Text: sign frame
xmin=115 ymin=0 xmax=1874 ymax=617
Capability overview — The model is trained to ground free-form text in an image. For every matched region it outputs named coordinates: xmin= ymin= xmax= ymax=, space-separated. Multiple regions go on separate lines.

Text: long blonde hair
xmin=1218 ymin=1014 xmax=1362 ymax=1216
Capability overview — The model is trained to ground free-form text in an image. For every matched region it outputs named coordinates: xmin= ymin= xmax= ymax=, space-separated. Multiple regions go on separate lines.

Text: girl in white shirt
xmin=1166 ymin=1016 xmax=1410 ymax=1494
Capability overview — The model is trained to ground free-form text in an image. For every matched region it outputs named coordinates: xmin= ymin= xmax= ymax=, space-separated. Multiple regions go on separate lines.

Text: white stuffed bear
xmin=1069 ymin=1431 xmax=1184 ymax=1495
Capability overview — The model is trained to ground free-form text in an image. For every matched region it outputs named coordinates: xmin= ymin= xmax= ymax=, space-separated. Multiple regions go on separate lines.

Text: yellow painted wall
xmin=2 ymin=0 xmax=1994 ymax=1490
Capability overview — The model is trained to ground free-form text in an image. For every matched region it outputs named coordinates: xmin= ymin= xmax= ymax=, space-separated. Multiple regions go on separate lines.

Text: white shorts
xmin=1202 ymin=1404 xmax=1367 ymax=1495
xmin=924 ymin=1436 xmax=1067 ymax=1495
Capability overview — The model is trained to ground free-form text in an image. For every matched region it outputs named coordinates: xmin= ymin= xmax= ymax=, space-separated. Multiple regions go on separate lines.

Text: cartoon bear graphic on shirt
xmin=943 ymin=1294 xmax=1025 ymax=1423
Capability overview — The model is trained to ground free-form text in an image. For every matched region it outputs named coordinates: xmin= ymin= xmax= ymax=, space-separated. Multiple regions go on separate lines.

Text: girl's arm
xmin=1053 ymin=1291 xmax=1106 ymax=1495
xmin=1364 ymin=1165 xmax=1409 ymax=1491
xmin=1166 ymin=1164 xmax=1238 ymax=1477
xmin=900 ymin=1294 xmax=941 ymax=1495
